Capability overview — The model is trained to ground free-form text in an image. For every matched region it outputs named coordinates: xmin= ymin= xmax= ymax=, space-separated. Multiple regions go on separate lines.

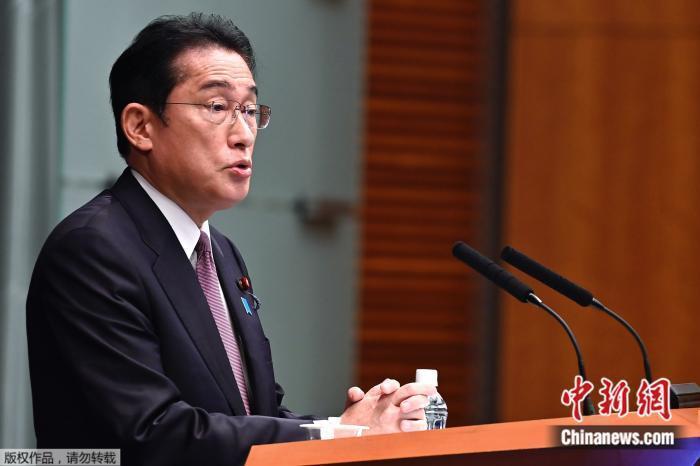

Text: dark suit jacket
xmin=26 ymin=169 xmax=312 ymax=465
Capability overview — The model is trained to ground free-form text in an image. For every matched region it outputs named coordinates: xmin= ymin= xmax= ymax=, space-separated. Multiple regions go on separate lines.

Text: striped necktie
xmin=195 ymin=230 xmax=251 ymax=414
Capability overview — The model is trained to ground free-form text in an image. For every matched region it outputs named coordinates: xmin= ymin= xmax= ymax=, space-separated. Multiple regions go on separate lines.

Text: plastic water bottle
xmin=415 ymin=369 xmax=447 ymax=429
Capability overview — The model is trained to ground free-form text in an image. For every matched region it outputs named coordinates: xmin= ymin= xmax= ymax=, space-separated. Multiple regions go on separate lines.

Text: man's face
xmin=146 ymin=46 xmax=258 ymax=224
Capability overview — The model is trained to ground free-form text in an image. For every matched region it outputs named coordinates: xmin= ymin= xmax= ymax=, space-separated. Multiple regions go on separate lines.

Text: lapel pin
xmin=240 ymin=297 xmax=253 ymax=315
xmin=236 ymin=276 xmax=261 ymax=313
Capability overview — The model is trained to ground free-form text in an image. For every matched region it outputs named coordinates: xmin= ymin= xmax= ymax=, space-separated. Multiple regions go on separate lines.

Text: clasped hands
xmin=339 ymin=379 xmax=437 ymax=434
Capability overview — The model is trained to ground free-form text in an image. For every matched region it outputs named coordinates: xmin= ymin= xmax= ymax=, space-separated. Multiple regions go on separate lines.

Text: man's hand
xmin=343 ymin=378 xmax=399 ymax=407
xmin=340 ymin=379 xmax=437 ymax=434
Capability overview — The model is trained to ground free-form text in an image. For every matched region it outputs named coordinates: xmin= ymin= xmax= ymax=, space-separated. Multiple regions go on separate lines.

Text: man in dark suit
xmin=26 ymin=13 xmax=434 ymax=466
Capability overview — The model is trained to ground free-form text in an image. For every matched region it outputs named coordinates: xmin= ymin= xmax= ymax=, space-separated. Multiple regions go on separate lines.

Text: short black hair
xmin=109 ymin=12 xmax=256 ymax=157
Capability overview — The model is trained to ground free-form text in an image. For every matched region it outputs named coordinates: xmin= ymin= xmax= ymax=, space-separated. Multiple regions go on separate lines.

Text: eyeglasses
xmin=165 ymin=100 xmax=271 ymax=129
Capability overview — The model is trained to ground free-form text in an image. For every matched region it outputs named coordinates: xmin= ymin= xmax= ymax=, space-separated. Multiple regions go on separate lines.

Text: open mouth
xmin=229 ymin=160 xmax=252 ymax=176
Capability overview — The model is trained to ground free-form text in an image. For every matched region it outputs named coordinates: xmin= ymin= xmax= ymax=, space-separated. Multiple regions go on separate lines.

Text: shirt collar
xmin=130 ymin=168 xmax=211 ymax=260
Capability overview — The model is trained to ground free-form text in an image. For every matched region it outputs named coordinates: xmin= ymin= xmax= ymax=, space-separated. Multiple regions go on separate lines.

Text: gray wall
xmin=1 ymin=0 xmax=63 ymax=447
xmin=58 ymin=0 xmax=364 ymax=420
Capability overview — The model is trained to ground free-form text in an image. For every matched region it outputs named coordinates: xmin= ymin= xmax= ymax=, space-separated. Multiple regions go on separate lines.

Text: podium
xmin=246 ymin=408 xmax=700 ymax=465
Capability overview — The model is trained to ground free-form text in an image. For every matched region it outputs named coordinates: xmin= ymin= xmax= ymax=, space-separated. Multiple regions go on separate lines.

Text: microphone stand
xmin=591 ymin=298 xmax=652 ymax=382
xmin=528 ymin=294 xmax=595 ymax=416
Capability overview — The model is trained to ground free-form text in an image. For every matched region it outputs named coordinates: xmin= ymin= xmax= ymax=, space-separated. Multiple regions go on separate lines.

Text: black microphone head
xmin=452 ymin=241 xmax=533 ymax=302
xmin=501 ymin=246 xmax=593 ymax=306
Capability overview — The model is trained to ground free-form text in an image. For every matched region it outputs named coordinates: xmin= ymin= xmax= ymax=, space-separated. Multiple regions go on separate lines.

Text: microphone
xmin=452 ymin=241 xmax=532 ymax=302
xmin=452 ymin=241 xmax=595 ymax=415
xmin=501 ymin=245 xmax=653 ymax=383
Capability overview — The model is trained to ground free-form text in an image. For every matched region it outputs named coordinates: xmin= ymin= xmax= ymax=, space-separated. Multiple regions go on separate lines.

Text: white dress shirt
xmin=131 ymin=168 xmax=230 ymax=313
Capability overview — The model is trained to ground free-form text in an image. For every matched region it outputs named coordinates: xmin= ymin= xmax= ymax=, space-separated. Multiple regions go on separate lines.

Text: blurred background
xmin=1 ymin=0 xmax=698 ymax=448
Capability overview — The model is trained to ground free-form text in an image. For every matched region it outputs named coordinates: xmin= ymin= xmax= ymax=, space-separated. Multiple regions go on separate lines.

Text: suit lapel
xmin=151 ymin=251 xmax=247 ymax=415
xmin=110 ymin=169 xmax=246 ymax=415
xmin=211 ymin=231 xmax=278 ymax=416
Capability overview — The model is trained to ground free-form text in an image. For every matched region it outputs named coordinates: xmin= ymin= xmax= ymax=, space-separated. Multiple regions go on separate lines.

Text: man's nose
xmin=228 ymin=115 xmax=256 ymax=148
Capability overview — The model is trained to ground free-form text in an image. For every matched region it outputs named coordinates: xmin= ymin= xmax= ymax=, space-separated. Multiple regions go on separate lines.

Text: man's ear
xmin=121 ymin=103 xmax=155 ymax=152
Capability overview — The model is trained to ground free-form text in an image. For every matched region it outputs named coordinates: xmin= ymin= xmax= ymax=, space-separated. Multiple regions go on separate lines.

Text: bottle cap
xmin=415 ymin=369 xmax=438 ymax=387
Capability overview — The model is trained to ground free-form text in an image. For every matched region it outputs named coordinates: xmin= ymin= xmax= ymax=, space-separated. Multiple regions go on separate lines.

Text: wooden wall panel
xmin=501 ymin=0 xmax=700 ymax=421
xmin=358 ymin=0 xmax=499 ymax=425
